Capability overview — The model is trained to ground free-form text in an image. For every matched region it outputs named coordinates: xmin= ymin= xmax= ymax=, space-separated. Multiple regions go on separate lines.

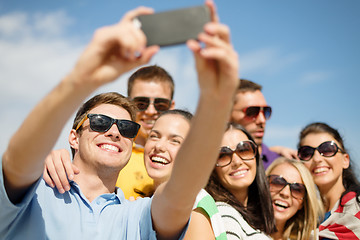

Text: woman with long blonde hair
xmin=266 ymin=157 xmax=323 ymax=240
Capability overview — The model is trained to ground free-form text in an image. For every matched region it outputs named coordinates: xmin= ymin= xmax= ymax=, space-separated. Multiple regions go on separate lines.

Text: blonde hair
xmin=266 ymin=157 xmax=324 ymax=240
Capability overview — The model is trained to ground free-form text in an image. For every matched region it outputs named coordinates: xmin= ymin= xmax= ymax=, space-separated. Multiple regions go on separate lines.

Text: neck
xmin=272 ymin=220 xmax=285 ymax=240
xmin=271 ymin=231 xmax=284 ymax=240
xmin=230 ymin=188 xmax=249 ymax=206
xmin=72 ymin=159 xmax=119 ymax=202
xmin=318 ymin=176 xmax=346 ymax=211
xmin=258 ymin=143 xmax=263 ymax=155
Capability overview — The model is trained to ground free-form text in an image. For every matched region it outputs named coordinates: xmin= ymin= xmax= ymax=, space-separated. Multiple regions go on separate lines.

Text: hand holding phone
xmin=133 ymin=5 xmax=211 ymax=47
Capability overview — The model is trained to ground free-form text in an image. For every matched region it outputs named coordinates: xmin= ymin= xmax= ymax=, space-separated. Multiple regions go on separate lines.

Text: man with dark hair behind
xmin=230 ymin=79 xmax=297 ymax=169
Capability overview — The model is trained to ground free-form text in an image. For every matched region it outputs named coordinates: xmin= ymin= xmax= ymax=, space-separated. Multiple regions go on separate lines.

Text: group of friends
xmin=1 ymin=1 xmax=359 ymax=239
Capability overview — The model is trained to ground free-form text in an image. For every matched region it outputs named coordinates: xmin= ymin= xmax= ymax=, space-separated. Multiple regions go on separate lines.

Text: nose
xmin=255 ymin=111 xmax=266 ymax=124
xmin=279 ymin=184 xmax=291 ymax=198
xmin=104 ymin=123 xmax=121 ymax=139
xmin=231 ymin=153 xmax=244 ymax=168
xmin=154 ymin=138 xmax=166 ymax=152
xmin=312 ymin=149 xmax=324 ymax=163
xmin=144 ymin=101 xmax=158 ymax=116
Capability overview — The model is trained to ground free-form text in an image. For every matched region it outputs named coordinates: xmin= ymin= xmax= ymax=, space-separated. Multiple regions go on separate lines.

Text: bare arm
xmin=183 ymin=209 xmax=215 ymax=240
xmin=2 ymin=7 xmax=159 ymax=203
xmin=151 ymin=1 xmax=239 ymax=239
xmin=270 ymin=145 xmax=298 ymax=159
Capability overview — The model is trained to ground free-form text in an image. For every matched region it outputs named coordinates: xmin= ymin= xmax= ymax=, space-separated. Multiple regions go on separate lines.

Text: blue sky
xmin=1 ymin=0 xmax=359 ymax=168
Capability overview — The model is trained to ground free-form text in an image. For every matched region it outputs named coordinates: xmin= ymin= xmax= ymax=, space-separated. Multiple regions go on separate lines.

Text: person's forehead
xmin=89 ymin=104 xmax=131 ymax=120
xmin=271 ymin=163 xmax=303 ymax=184
xmin=234 ymin=90 xmax=267 ymax=107
xmin=130 ymin=79 xmax=172 ymax=98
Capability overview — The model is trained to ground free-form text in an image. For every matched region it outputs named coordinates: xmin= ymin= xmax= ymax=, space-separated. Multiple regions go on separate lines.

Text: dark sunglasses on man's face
xmin=216 ymin=140 xmax=257 ymax=167
xmin=267 ymin=175 xmax=306 ymax=200
xmin=132 ymin=97 xmax=171 ymax=112
xmin=242 ymin=106 xmax=272 ymax=120
xmin=75 ymin=114 xmax=140 ymax=138
xmin=297 ymin=140 xmax=345 ymax=161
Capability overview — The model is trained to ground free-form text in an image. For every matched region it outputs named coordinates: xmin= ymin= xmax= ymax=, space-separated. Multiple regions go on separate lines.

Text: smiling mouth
xmin=313 ymin=167 xmax=329 ymax=174
xmin=99 ymin=144 xmax=120 ymax=152
xmin=274 ymin=200 xmax=289 ymax=209
xmin=151 ymin=156 xmax=169 ymax=165
xmin=231 ymin=169 xmax=248 ymax=176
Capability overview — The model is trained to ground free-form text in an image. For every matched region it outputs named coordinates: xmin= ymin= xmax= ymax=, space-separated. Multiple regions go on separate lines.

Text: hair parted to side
xmin=205 ymin=122 xmax=277 ymax=235
xmin=266 ymin=157 xmax=324 ymax=240
xmin=134 ymin=108 xmax=193 ymax=198
xmin=127 ymin=65 xmax=175 ymax=99
xmin=298 ymin=122 xmax=360 ymax=206
xmin=237 ymin=78 xmax=262 ymax=92
xmin=70 ymin=92 xmax=137 ymax=157
xmin=158 ymin=109 xmax=193 ymax=122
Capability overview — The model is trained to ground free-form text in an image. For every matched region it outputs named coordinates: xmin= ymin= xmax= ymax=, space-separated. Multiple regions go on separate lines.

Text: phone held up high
xmin=133 ymin=5 xmax=211 ymax=47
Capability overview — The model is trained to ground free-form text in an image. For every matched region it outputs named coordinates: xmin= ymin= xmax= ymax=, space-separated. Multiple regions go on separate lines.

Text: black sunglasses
xmin=297 ymin=141 xmax=345 ymax=161
xmin=75 ymin=114 xmax=140 ymax=138
xmin=132 ymin=97 xmax=171 ymax=112
xmin=242 ymin=106 xmax=272 ymax=120
xmin=216 ymin=140 xmax=257 ymax=167
xmin=267 ymin=175 xmax=306 ymax=200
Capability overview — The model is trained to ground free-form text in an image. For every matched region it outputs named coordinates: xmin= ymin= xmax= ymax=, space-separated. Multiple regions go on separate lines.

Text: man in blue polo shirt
xmin=0 ymin=2 xmax=240 ymax=239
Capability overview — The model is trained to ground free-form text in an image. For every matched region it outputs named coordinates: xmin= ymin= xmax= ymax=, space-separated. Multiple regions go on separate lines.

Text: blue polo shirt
xmin=0 ymin=158 xmax=158 ymax=240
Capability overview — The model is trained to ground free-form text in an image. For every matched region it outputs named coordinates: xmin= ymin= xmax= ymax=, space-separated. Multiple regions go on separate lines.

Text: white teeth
xmin=100 ymin=144 xmax=119 ymax=152
xmin=274 ymin=200 xmax=289 ymax=208
xmin=232 ymin=170 xmax=247 ymax=176
xmin=151 ymin=156 xmax=169 ymax=165
xmin=314 ymin=167 xmax=328 ymax=174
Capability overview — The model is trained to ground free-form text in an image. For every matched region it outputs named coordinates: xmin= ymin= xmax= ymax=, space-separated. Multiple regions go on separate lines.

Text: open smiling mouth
xmin=99 ymin=144 xmax=120 ymax=152
xmin=274 ymin=200 xmax=289 ymax=209
xmin=151 ymin=156 xmax=170 ymax=165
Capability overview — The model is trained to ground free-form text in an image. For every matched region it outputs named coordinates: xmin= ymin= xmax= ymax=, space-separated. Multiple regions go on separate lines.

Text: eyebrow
xmin=150 ymin=130 xmax=185 ymax=139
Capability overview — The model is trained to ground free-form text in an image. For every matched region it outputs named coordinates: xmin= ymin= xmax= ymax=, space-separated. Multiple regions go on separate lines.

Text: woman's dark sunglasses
xmin=297 ymin=141 xmax=345 ymax=161
xmin=132 ymin=97 xmax=171 ymax=112
xmin=242 ymin=106 xmax=272 ymax=120
xmin=216 ymin=140 xmax=257 ymax=167
xmin=75 ymin=114 xmax=140 ymax=138
xmin=267 ymin=175 xmax=306 ymax=200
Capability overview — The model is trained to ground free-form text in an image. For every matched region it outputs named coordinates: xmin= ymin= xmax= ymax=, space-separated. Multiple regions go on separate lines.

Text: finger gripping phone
xmin=134 ymin=5 xmax=211 ymax=47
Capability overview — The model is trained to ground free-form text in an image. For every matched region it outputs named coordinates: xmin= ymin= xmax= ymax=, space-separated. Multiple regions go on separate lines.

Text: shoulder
xmin=216 ymin=202 xmax=271 ymax=240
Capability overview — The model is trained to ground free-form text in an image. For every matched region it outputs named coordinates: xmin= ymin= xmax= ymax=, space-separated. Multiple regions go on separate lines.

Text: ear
xmin=169 ymin=100 xmax=175 ymax=110
xmin=342 ymin=153 xmax=350 ymax=169
xmin=69 ymin=129 xmax=80 ymax=151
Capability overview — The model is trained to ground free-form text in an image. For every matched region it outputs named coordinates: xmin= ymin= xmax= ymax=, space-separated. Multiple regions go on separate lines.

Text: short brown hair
xmin=127 ymin=65 xmax=175 ymax=99
xmin=237 ymin=78 xmax=262 ymax=92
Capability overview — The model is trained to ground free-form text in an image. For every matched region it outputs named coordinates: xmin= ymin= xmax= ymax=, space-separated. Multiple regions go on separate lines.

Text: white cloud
xmin=0 ymin=11 xmax=83 ymax=154
xmin=240 ymin=47 xmax=304 ymax=76
xmin=298 ymin=71 xmax=331 ymax=85
xmin=265 ymin=125 xmax=302 ymax=149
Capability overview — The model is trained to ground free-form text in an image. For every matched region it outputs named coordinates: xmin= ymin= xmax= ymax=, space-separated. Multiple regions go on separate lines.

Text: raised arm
xmin=151 ymin=2 xmax=240 ymax=239
xmin=2 ymin=7 xmax=159 ymax=203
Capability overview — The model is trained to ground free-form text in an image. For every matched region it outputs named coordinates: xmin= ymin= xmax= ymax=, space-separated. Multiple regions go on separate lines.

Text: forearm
xmin=2 ymin=73 xmax=96 ymax=199
xmin=152 ymin=93 xmax=234 ymax=238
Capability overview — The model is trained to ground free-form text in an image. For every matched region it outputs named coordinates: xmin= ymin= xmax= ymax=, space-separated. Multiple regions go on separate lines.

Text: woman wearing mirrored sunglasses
xmin=266 ymin=157 xmax=324 ymax=240
xmin=298 ymin=122 xmax=360 ymax=239
xmin=205 ymin=123 xmax=276 ymax=239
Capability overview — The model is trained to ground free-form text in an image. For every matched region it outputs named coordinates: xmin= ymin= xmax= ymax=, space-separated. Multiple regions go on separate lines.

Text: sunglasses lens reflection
xmin=318 ymin=142 xmax=337 ymax=157
xmin=298 ymin=141 xmax=339 ymax=161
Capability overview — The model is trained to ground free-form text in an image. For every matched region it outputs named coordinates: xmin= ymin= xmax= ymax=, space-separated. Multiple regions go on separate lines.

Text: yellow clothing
xmin=116 ymin=144 xmax=154 ymax=199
